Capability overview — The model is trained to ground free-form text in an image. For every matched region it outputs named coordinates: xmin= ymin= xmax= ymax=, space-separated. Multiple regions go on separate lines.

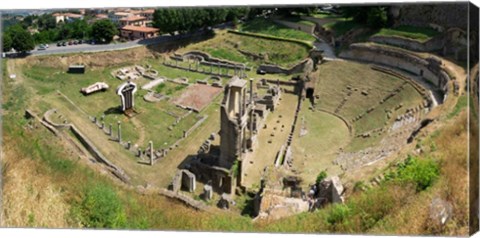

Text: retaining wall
xmin=369 ymin=34 xmax=444 ymax=52
xmin=258 ymin=58 xmax=314 ymax=75
xmin=273 ymin=19 xmax=315 ymax=35
xmin=340 ymin=43 xmax=452 ymax=98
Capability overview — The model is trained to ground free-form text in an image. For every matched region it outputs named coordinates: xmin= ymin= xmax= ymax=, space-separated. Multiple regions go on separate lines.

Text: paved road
xmin=30 ymin=34 xmax=179 ymax=56
xmin=28 ymin=25 xmax=233 ymax=56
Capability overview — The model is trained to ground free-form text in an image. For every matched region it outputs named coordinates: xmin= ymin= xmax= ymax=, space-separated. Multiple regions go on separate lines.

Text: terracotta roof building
xmin=120 ymin=25 xmax=160 ymax=40
xmin=119 ymin=16 xmax=147 ymax=27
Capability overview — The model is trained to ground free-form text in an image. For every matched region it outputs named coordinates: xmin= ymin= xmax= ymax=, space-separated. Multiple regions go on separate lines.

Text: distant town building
xmin=108 ymin=11 xmax=131 ymax=25
xmin=119 ymin=15 xmax=146 ymax=27
xmin=52 ymin=13 xmax=84 ymax=23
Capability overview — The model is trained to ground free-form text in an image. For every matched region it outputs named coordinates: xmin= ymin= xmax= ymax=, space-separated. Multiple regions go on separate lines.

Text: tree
xmin=7 ymin=24 xmax=35 ymax=52
xmin=91 ymin=19 xmax=117 ymax=43
xmin=154 ymin=7 xmax=250 ymax=35
xmin=3 ymin=33 xmax=12 ymax=52
xmin=340 ymin=6 xmax=388 ymax=29
xmin=37 ymin=14 xmax=56 ymax=30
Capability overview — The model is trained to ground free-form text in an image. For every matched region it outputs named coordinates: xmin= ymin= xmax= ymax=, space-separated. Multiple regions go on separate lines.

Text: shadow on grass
xmin=104 ymin=106 xmax=122 ymax=115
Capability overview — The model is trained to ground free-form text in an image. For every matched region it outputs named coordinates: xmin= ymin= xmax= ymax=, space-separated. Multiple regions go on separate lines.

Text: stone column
xmin=127 ymin=141 xmax=131 ymax=150
xmin=117 ymin=121 xmax=122 ymax=143
xmin=249 ymin=78 xmax=254 ymax=139
xmin=109 ymin=123 xmax=112 ymax=136
xmin=93 ymin=116 xmax=97 ymax=123
xmin=149 ymin=141 xmax=154 ymax=166
xmin=137 ymin=148 xmax=142 ymax=157
xmin=101 ymin=122 xmax=105 ymax=129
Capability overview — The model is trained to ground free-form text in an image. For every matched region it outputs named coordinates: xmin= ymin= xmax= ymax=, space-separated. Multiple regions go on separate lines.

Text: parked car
xmin=73 ymin=40 xmax=78 ymax=45
xmin=256 ymin=69 xmax=266 ymax=75
xmin=37 ymin=44 xmax=47 ymax=50
xmin=78 ymin=39 xmax=83 ymax=44
xmin=62 ymin=42 xmax=67 ymax=46
xmin=57 ymin=42 xmax=62 ymax=47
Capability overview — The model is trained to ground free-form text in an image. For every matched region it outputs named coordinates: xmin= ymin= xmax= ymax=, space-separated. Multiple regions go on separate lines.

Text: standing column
xmin=117 ymin=121 xmax=122 ymax=143
xmin=109 ymin=123 xmax=112 ymax=136
xmin=149 ymin=141 xmax=154 ymax=166
xmin=249 ymin=78 xmax=254 ymax=138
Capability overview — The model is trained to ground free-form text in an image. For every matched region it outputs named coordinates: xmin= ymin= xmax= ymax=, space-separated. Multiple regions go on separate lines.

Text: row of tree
xmin=153 ymin=7 xmax=250 ymax=35
xmin=3 ymin=17 xmax=118 ymax=52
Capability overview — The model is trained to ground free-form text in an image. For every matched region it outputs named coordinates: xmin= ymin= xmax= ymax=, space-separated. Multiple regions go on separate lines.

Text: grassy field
xmin=178 ymin=30 xmax=310 ymax=67
xmin=240 ymin=18 xmax=316 ymax=42
xmin=21 ymin=63 xmax=201 ymax=149
xmin=314 ymin=60 xmax=424 ymax=151
xmin=373 ymin=25 xmax=440 ymax=42
xmin=13 ymin=51 xmax=229 ymax=188
xmin=291 ymin=104 xmax=351 ymax=183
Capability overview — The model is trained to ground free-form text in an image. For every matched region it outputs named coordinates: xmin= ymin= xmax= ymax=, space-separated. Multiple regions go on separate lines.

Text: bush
xmin=396 ymin=156 xmax=439 ymax=191
xmin=77 ymin=184 xmax=127 ymax=228
xmin=366 ymin=7 xmax=387 ymax=29
xmin=326 ymin=204 xmax=350 ymax=225
xmin=316 ymin=170 xmax=328 ymax=184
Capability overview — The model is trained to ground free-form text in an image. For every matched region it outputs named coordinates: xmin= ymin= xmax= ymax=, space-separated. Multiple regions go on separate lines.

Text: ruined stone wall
xmin=258 ymin=58 xmax=314 ymax=75
xmin=340 ymin=43 xmax=451 ymax=95
xmin=176 ymin=50 xmax=250 ymax=70
xmin=394 ymin=3 xmax=468 ymax=30
xmin=189 ymin=160 xmax=235 ymax=194
xmin=369 ymin=34 xmax=444 ymax=52
xmin=273 ymin=19 xmax=315 ymax=35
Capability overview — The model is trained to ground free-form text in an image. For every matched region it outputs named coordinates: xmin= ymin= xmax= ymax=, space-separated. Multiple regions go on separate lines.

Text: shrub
xmin=396 ymin=156 xmax=439 ymax=191
xmin=326 ymin=204 xmax=350 ymax=225
xmin=77 ymin=184 xmax=127 ymax=228
xmin=316 ymin=170 xmax=328 ymax=184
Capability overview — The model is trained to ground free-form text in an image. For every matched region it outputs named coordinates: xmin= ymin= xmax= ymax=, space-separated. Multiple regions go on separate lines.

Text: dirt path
xmin=442 ymin=58 xmax=467 ymax=92
xmin=313 ymin=37 xmax=340 ymax=61
xmin=6 ymin=59 xmax=26 ymax=84
xmin=130 ymin=117 xmax=146 ymax=146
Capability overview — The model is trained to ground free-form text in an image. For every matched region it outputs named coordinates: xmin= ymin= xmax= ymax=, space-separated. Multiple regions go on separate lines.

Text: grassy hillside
xmin=178 ymin=30 xmax=310 ymax=67
xmin=240 ymin=18 xmax=316 ymax=42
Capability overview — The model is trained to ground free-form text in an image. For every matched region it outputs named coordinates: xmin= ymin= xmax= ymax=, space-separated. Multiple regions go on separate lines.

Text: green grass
xmin=282 ymin=16 xmax=316 ymax=26
xmin=374 ymin=25 xmax=440 ymax=42
xmin=240 ymin=18 xmax=316 ymax=42
xmin=311 ymin=13 xmax=345 ymax=19
xmin=448 ymin=95 xmax=468 ymax=119
xmin=179 ymin=30 xmax=310 ymax=67
xmin=207 ymin=47 xmax=248 ymax=63
xmin=314 ymin=60 xmax=424 ymax=152
xmin=20 ymin=62 xmax=206 ymax=150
